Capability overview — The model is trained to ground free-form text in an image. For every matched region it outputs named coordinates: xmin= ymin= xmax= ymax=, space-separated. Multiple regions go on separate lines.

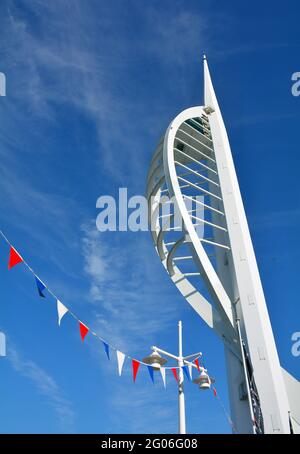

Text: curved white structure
xmin=146 ymin=57 xmax=300 ymax=434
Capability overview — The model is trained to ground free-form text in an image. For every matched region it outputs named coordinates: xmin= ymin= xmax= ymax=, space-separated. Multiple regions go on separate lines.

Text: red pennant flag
xmin=194 ymin=358 xmax=200 ymax=372
xmin=171 ymin=368 xmax=178 ymax=382
xmin=79 ymin=322 xmax=89 ymax=342
xmin=213 ymin=387 xmax=217 ymax=397
xmin=8 ymin=247 xmax=23 ymax=269
xmin=132 ymin=359 xmax=140 ymax=382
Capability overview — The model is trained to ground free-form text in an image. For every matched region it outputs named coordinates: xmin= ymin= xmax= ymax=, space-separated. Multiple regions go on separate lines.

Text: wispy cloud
xmin=140 ymin=6 xmax=210 ymax=65
xmin=108 ymin=384 xmax=178 ymax=434
xmin=8 ymin=344 xmax=75 ymax=432
xmin=81 ymin=222 xmax=119 ymax=302
xmin=80 ymin=222 xmax=185 ymax=433
xmin=1 ymin=0 xmax=214 ymax=184
xmin=80 ymin=222 xmax=178 ymax=354
xmin=0 ymin=1 xmax=221 ymax=433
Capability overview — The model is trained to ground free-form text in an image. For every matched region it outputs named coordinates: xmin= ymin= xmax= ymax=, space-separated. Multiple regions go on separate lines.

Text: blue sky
xmin=0 ymin=0 xmax=299 ymax=434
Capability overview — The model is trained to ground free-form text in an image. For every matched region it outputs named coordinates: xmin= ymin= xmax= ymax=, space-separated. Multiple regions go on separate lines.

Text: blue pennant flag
xmin=147 ymin=365 xmax=154 ymax=384
xmin=35 ymin=276 xmax=46 ymax=298
xmin=182 ymin=365 xmax=191 ymax=381
xmin=102 ymin=341 xmax=110 ymax=360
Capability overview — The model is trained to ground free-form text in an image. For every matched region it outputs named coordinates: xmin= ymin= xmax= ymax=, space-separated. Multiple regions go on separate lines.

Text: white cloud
xmin=80 ymin=221 xmax=179 ymax=353
xmin=0 ymin=2 xmax=217 ymax=433
xmin=8 ymin=344 xmax=75 ymax=432
xmin=79 ymin=220 xmax=185 ymax=433
xmin=108 ymin=384 xmax=178 ymax=434
xmin=81 ymin=222 xmax=121 ymax=300
xmin=143 ymin=8 xmax=210 ymax=65
xmin=2 ymin=1 xmax=214 ymax=183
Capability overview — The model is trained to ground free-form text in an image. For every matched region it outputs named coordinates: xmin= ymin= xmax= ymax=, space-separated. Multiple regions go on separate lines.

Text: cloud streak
xmin=80 ymin=222 xmax=179 ymax=354
xmin=2 ymin=0 xmax=215 ymax=183
xmin=0 ymin=1 xmax=228 ymax=433
xmin=8 ymin=344 xmax=75 ymax=432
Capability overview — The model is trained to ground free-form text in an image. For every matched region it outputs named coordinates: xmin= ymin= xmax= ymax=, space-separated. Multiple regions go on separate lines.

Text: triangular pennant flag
xmin=116 ymin=351 xmax=125 ymax=376
xmin=102 ymin=341 xmax=110 ymax=360
xmin=79 ymin=321 xmax=89 ymax=342
xmin=194 ymin=358 xmax=200 ymax=372
xmin=147 ymin=365 xmax=154 ymax=384
xmin=182 ymin=365 xmax=191 ymax=381
xmin=171 ymin=368 xmax=178 ymax=382
xmin=160 ymin=367 xmax=166 ymax=388
xmin=188 ymin=363 xmax=193 ymax=381
xmin=8 ymin=247 xmax=23 ymax=269
xmin=213 ymin=387 xmax=217 ymax=397
xmin=132 ymin=359 xmax=140 ymax=382
xmin=35 ymin=276 xmax=46 ymax=298
xmin=57 ymin=300 xmax=68 ymax=326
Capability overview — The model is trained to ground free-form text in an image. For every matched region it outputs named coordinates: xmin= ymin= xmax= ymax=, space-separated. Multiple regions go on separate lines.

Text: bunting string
xmin=211 ymin=387 xmax=239 ymax=434
xmin=0 ymin=229 xmax=235 ymax=432
xmin=0 ymin=229 xmax=201 ymax=372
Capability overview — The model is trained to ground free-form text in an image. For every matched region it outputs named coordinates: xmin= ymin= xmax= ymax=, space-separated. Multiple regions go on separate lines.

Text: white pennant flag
xmin=188 ymin=364 xmax=193 ymax=381
xmin=116 ymin=350 xmax=125 ymax=376
xmin=160 ymin=367 xmax=166 ymax=388
xmin=57 ymin=300 xmax=68 ymax=326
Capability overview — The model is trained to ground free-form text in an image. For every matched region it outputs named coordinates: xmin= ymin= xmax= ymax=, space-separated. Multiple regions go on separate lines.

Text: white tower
xmin=146 ymin=57 xmax=300 ymax=434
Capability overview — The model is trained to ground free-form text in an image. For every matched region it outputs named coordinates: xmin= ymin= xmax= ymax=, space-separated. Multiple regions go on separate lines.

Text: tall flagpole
xmin=178 ymin=321 xmax=186 ymax=434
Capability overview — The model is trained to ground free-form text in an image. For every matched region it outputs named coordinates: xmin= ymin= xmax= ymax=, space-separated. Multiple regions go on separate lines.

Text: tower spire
xmin=203 ymin=55 xmax=219 ymax=114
